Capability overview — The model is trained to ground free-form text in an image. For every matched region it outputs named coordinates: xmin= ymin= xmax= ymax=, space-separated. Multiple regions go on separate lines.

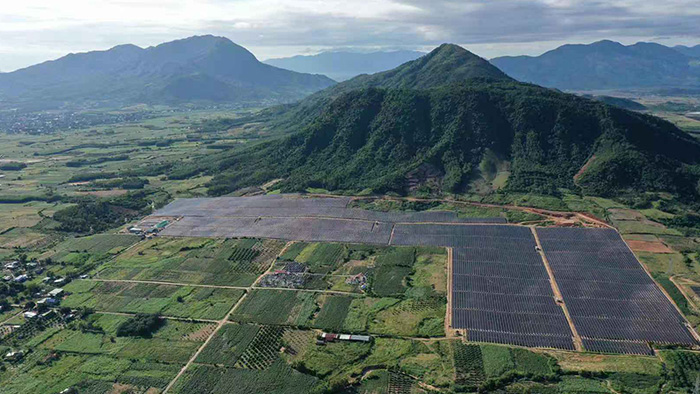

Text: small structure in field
xmin=320 ymin=332 xmax=371 ymax=343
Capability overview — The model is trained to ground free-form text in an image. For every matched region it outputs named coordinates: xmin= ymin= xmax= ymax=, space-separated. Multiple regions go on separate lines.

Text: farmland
xmin=1 ymin=192 xmax=700 ymax=392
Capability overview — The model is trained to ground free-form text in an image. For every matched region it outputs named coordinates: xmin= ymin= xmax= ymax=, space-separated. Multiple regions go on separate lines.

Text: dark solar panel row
xmin=544 ymin=250 xmax=641 ymax=269
xmin=575 ymin=316 xmax=696 ymax=345
xmin=391 ymin=224 xmax=534 ymax=248
xmin=154 ymin=196 xmax=506 ymax=224
xmin=566 ymin=297 xmax=683 ymax=320
xmin=452 ymin=262 xmax=547 ymax=278
xmin=161 ymin=216 xmax=393 ymax=244
xmin=467 ymin=329 xmax=575 ymax=350
xmin=538 ymin=227 xmax=698 ymax=347
xmin=581 ymin=338 xmax=654 ymax=356
xmin=453 ymin=292 xmax=564 ymax=315
xmin=453 ymin=247 xmax=543 ymax=265
xmin=452 ymin=276 xmax=554 ymax=296
xmin=453 ymin=309 xmax=572 ymax=337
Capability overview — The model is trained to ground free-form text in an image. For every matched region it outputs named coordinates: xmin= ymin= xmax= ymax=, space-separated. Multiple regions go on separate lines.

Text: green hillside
xmin=166 ymin=44 xmax=700 ymax=199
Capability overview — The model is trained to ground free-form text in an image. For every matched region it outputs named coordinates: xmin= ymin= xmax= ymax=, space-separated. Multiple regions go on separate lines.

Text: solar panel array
xmin=161 ymin=216 xmax=393 ymax=244
xmin=151 ymin=196 xmax=698 ymax=354
xmin=446 ymin=227 xmax=574 ymax=350
xmin=154 ymin=195 xmax=506 ymax=224
xmin=537 ymin=227 xmax=698 ymax=351
xmin=581 ymin=338 xmax=654 ymax=356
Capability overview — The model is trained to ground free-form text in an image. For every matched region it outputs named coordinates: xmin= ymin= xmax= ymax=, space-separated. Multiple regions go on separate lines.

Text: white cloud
xmin=0 ymin=0 xmax=698 ymax=71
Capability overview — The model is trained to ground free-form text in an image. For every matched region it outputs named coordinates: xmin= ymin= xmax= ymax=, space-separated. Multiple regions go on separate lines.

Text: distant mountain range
xmin=264 ymin=50 xmax=425 ymax=81
xmin=170 ymin=44 xmax=700 ymax=201
xmin=491 ymin=40 xmax=700 ymax=91
xmin=0 ymin=35 xmax=335 ymax=110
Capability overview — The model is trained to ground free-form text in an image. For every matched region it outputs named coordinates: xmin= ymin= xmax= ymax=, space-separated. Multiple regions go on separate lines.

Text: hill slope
xmin=491 ymin=40 xmax=700 ymax=91
xmin=168 ymin=44 xmax=700 ymax=199
xmin=265 ymin=50 xmax=425 ymax=81
xmin=0 ymin=35 xmax=335 ymax=110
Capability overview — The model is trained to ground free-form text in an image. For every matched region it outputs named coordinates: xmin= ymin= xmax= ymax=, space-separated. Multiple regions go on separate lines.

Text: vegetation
xmin=116 ymin=313 xmax=163 ymax=338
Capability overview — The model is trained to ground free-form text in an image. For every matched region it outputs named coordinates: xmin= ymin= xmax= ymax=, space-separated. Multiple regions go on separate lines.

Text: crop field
xmin=61 ymin=280 xmax=244 ymax=320
xmin=96 ymin=237 xmax=284 ymax=286
xmin=537 ymin=227 xmax=698 ymax=350
xmin=41 ymin=234 xmax=140 ymax=270
xmin=0 ymin=314 xmax=210 ymax=394
xmin=229 ymin=290 xmax=317 ymax=326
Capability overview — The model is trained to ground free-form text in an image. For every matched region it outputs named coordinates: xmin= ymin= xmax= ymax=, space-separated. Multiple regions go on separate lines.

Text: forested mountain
xmin=168 ymin=44 xmax=700 ymax=200
xmin=264 ymin=50 xmax=425 ymax=81
xmin=0 ymin=35 xmax=335 ymax=110
xmin=674 ymin=45 xmax=700 ymax=58
xmin=491 ymin=40 xmax=700 ymax=90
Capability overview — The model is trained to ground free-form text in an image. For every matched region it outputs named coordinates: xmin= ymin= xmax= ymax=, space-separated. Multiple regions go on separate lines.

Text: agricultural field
xmin=0 ymin=313 xmax=211 ymax=394
xmin=96 ymin=237 xmax=285 ymax=286
xmin=61 ymin=280 xmax=244 ymax=320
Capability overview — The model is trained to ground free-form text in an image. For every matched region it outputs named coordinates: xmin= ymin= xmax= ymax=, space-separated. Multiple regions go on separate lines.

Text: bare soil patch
xmin=627 ymin=240 xmax=673 ymax=253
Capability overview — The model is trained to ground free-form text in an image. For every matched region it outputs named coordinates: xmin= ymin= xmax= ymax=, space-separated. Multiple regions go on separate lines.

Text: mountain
xmin=0 ymin=35 xmax=335 ymax=110
xmin=491 ymin=40 xmax=700 ymax=91
xmin=264 ymin=50 xmax=425 ymax=81
xmin=164 ymin=44 xmax=700 ymax=199
xmin=582 ymin=95 xmax=647 ymax=111
xmin=674 ymin=45 xmax=700 ymax=58
xmin=260 ymin=43 xmax=514 ymax=132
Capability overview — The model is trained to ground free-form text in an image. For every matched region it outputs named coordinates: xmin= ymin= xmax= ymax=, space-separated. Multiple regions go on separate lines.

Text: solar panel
xmin=581 ymin=338 xmax=654 ymax=355
xmin=538 ymin=227 xmax=698 ymax=347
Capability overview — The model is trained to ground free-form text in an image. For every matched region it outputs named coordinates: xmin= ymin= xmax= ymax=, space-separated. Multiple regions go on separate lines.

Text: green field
xmin=0 ymin=313 xmax=211 ymax=393
xmin=62 ymin=280 xmax=244 ymax=320
xmin=96 ymin=237 xmax=285 ymax=286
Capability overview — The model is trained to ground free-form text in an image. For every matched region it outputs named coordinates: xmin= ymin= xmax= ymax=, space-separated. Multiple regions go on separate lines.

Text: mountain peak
xmin=334 ymin=43 xmax=512 ymax=91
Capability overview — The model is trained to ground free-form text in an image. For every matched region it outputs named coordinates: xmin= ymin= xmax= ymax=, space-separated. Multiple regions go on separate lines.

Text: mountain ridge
xmin=162 ymin=44 xmax=700 ymax=200
xmin=491 ymin=40 xmax=700 ymax=91
xmin=0 ymin=35 xmax=335 ymax=110
xmin=264 ymin=50 xmax=426 ymax=81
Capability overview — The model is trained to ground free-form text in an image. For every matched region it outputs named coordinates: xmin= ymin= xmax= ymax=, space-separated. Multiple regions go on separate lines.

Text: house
xmin=53 ymin=278 xmax=67 ymax=286
xmin=14 ymin=274 xmax=28 ymax=283
xmin=128 ymin=227 xmax=143 ymax=234
xmin=4 ymin=261 xmax=19 ymax=270
xmin=42 ymin=277 xmax=52 ymax=283
xmin=4 ymin=350 xmax=24 ymax=361
xmin=320 ymin=333 xmax=371 ymax=343
xmin=24 ymin=311 xmax=38 ymax=319
xmin=37 ymin=298 xmax=58 ymax=307
xmin=2 ymin=275 xmax=11 ymax=281
xmin=48 ymin=288 xmax=64 ymax=297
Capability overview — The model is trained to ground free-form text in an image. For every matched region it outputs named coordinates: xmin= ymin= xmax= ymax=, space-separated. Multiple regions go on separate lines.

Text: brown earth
xmin=627 ymin=240 xmax=674 ymax=253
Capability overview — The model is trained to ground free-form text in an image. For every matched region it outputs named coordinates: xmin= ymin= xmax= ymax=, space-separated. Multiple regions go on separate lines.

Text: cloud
xmin=0 ymin=0 xmax=698 ymax=70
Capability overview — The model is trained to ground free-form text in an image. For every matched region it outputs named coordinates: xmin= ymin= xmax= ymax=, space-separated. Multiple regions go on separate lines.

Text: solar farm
xmin=148 ymin=195 xmax=699 ymax=355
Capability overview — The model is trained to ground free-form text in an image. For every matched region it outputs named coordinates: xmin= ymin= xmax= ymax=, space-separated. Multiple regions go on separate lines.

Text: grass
xmin=372 ymin=247 xmax=415 ymax=297
xmin=314 ymin=295 xmax=353 ymax=332
xmin=229 ymin=290 xmax=317 ymax=326
xmin=171 ymin=361 xmax=319 ymax=394
xmin=550 ymin=351 xmax=662 ymax=375
xmin=97 ymin=237 xmax=284 ymax=286
xmin=62 ymin=281 xmax=244 ymax=320
xmin=196 ymin=324 xmax=260 ymax=366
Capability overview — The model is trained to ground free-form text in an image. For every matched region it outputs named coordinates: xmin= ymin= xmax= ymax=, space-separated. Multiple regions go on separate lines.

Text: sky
xmin=1 ymin=0 xmax=699 ymax=72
